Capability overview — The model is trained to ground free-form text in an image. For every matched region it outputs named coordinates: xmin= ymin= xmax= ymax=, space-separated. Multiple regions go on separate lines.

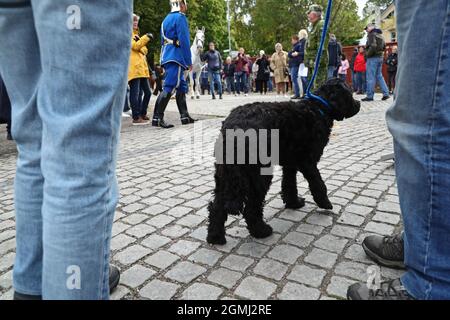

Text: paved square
xmin=0 ymin=94 xmax=403 ymax=300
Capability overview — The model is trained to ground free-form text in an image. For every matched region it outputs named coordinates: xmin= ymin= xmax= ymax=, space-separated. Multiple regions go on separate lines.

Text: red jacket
xmin=353 ymin=53 xmax=366 ymax=73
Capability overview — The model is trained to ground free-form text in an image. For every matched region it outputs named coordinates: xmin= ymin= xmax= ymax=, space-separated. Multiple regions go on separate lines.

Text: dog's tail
xmin=210 ymin=163 xmax=247 ymax=216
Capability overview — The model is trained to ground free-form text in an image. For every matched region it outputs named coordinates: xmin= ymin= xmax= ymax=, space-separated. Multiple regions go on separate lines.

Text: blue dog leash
xmin=305 ymin=0 xmax=333 ymax=115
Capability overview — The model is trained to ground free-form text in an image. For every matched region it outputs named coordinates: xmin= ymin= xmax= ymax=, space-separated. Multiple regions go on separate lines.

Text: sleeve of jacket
xmin=132 ymin=35 xmax=150 ymax=52
xmin=177 ymin=15 xmax=192 ymax=66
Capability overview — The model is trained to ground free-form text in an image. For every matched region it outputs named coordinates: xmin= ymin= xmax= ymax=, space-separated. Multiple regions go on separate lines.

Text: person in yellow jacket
xmin=128 ymin=14 xmax=154 ymax=125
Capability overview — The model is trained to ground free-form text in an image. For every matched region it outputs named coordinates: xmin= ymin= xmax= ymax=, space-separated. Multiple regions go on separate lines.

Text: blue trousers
xmin=162 ymin=62 xmax=188 ymax=94
xmin=0 ymin=0 xmax=132 ymax=299
xmin=366 ymin=57 xmax=390 ymax=99
xmin=290 ymin=66 xmax=300 ymax=97
xmin=129 ymin=78 xmax=151 ymax=120
xmin=208 ymin=70 xmax=223 ymax=96
xmin=235 ymin=71 xmax=248 ymax=94
xmin=387 ymin=0 xmax=450 ymax=299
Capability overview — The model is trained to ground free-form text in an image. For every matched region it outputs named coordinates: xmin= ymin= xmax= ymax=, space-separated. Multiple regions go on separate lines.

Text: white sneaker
xmin=122 ymin=113 xmax=131 ymax=118
xmin=245 ymin=94 xmax=248 ymax=97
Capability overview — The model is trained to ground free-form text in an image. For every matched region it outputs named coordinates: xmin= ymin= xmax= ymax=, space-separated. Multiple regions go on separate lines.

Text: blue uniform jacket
xmin=160 ymin=12 xmax=192 ymax=69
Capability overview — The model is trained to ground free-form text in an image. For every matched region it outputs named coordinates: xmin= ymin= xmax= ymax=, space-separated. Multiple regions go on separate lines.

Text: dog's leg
xmin=281 ymin=166 xmax=306 ymax=209
xmin=243 ymin=174 xmax=273 ymax=239
xmin=300 ymin=164 xmax=333 ymax=210
xmin=207 ymin=198 xmax=228 ymax=245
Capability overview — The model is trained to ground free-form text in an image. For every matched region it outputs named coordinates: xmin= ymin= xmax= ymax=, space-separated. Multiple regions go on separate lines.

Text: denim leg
xmin=0 ymin=1 xmax=44 ymax=296
xmin=129 ymin=78 xmax=141 ymax=120
xmin=139 ymin=78 xmax=151 ymax=117
xmin=375 ymin=57 xmax=390 ymax=96
xmin=366 ymin=58 xmax=376 ymax=99
xmin=387 ymin=0 xmax=450 ymax=300
xmin=31 ymin=0 xmax=132 ymax=299
xmin=215 ymin=73 xmax=223 ymax=95
xmin=327 ymin=66 xmax=335 ymax=80
xmin=290 ymin=66 xmax=300 ymax=96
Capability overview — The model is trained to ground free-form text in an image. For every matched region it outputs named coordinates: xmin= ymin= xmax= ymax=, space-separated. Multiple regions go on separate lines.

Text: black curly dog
xmin=207 ymin=78 xmax=361 ymax=245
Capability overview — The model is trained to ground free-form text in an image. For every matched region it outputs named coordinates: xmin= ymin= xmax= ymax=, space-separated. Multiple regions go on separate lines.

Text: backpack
xmin=374 ymin=33 xmax=386 ymax=53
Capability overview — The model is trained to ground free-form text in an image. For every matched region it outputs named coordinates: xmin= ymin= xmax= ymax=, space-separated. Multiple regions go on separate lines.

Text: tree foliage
xmin=133 ymin=0 xmax=365 ymax=60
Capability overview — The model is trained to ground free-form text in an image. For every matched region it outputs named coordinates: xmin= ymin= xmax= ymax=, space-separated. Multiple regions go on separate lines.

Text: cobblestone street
xmin=0 ymin=93 xmax=403 ymax=300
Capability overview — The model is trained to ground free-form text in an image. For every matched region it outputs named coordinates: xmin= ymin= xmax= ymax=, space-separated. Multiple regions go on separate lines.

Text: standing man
xmin=202 ymin=42 xmax=223 ymax=100
xmin=234 ymin=48 xmax=249 ymax=96
xmin=288 ymin=34 xmax=304 ymax=100
xmin=327 ymin=34 xmax=342 ymax=79
xmin=0 ymin=0 xmax=132 ymax=299
xmin=347 ymin=0 xmax=450 ymax=300
xmin=305 ymin=4 xmax=328 ymax=89
xmin=152 ymin=0 xmax=196 ymax=129
xmin=362 ymin=23 xmax=390 ymax=102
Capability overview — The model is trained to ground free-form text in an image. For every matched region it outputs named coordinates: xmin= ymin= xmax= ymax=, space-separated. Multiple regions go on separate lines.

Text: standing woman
xmin=256 ymin=51 xmax=270 ymax=95
xmin=385 ymin=46 xmax=398 ymax=94
xmin=270 ymin=43 xmax=289 ymax=97
xmin=128 ymin=14 xmax=154 ymax=125
xmin=297 ymin=29 xmax=308 ymax=96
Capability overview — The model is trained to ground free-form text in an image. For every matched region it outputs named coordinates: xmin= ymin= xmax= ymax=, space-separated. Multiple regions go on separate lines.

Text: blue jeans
xmin=354 ymin=72 xmax=366 ymax=93
xmin=129 ymin=78 xmax=151 ymax=120
xmin=387 ymin=0 xmax=450 ymax=300
xmin=366 ymin=56 xmax=390 ymax=99
xmin=235 ymin=71 xmax=248 ymax=94
xmin=0 ymin=0 xmax=132 ymax=299
xmin=327 ymin=66 xmax=337 ymax=79
xmin=290 ymin=66 xmax=300 ymax=97
xmin=208 ymin=70 xmax=223 ymax=96
xmin=225 ymin=76 xmax=235 ymax=94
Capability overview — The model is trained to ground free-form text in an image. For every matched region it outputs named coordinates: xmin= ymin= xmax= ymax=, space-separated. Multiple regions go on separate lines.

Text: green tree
xmin=230 ymin=0 xmax=364 ymax=56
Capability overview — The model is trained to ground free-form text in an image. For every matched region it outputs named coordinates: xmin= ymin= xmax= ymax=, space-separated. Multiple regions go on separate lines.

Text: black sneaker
xmin=382 ymin=95 xmax=391 ymax=101
xmin=109 ymin=265 xmax=120 ymax=293
xmin=362 ymin=233 xmax=405 ymax=269
xmin=347 ymin=278 xmax=414 ymax=300
xmin=361 ymin=97 xmax=374 ymax=102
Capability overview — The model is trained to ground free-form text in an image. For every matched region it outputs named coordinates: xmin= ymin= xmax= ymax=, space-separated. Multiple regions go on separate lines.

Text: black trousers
xmin=256 ymin=79 xmax=268 ymax=94
xmin=388 ymin=71 xmax=397 ymax=92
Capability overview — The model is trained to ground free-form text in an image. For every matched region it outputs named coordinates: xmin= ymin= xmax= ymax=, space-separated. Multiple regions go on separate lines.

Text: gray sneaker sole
xmin=362 ymin=242 xmax=406 ymax=270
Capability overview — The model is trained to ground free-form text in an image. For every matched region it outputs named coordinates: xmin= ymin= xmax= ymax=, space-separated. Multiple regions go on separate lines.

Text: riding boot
xmin=176 ymin=92 xmax=197 ymax=125
xmin=152 ymin=91 xmax=174 ymax=129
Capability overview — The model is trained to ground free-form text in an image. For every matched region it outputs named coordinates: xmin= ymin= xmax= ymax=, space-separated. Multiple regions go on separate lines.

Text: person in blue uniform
xmin=152 ymin=0 xmax=196 ymax=129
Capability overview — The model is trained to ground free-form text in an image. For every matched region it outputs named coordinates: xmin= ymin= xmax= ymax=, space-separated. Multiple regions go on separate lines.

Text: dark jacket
xmin=328 ymin=39 xmax=342 ymax=67
xmin=256 ymin=57 xmax=270 ymax=81
xmin=288 ymin=39 xmax=305 ymax=68
xmin=223 ymin=63 xmax=236 ymax=77
xmin=202 ymin=49 xmax=223 ymax=72
xmin=366 ymin=29 xmax=385 ymax=58
xmin=385 ymin=52 xmax=398 ymax=73
xmin=234 ymin=54 xmax=249 ymax=73
xmin=0 ymin=76 xmax=11 ymax=125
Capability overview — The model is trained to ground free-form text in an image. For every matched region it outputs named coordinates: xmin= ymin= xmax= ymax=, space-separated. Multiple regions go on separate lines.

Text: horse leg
xmin=196 ymin=72 xmax=201 ymax=99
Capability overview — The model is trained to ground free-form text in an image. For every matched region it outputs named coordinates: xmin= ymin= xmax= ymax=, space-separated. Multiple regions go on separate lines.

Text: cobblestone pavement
xmin=0 ymin=93 xmax=404 ymax=300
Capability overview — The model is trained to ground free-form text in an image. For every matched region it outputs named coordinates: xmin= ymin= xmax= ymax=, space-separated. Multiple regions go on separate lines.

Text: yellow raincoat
xmin=128 ymin=30 xmax=151 ymax=82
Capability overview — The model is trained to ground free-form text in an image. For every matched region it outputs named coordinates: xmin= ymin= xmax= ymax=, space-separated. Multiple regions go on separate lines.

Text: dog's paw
xmin=317 ymin=199 xmax=333 ymax=210
xmin=285 ymin=197 xmax=306 ymax=210
xmin=248 ymin=222 xmax=273 ymax=239
xmin=206 ymin=233 xmax=227 ymax=245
